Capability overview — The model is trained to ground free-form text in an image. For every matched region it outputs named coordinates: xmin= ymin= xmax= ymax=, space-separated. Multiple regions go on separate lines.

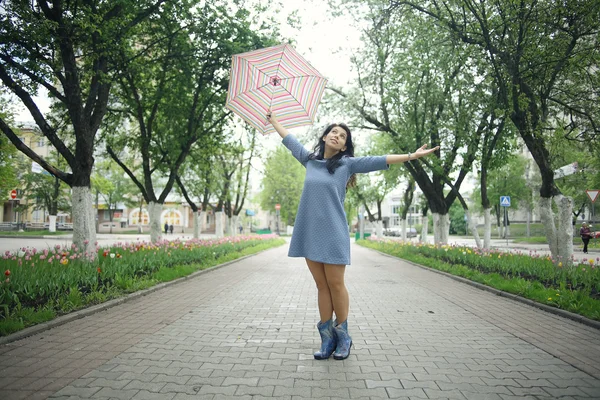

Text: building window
xmin=391 ymin=205 xmax=401 ymax=215
xmin=163 ymin=210 xmax=181 ymax=226
xmin=38 ymin=138 xmax=45 ymax=147
xmin=130 ymin=209 xmax=149 ymax=225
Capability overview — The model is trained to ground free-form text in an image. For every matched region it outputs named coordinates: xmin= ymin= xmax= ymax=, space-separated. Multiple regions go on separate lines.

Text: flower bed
xmin=359 ymin=238 xmax=600 ymax=321
xmin=0 ymin=235 xmax=284 ymax=336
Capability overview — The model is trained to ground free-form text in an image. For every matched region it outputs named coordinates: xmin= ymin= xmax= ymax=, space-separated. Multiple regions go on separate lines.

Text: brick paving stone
xmin=0 ymin=243 xmax=598 ymax=400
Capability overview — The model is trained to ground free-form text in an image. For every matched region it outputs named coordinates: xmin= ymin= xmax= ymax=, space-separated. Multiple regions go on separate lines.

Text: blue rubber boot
xmin=314 ymin=319 xmax=336 ymax=360
xmin=333 ymin=320 xmax=352 ymax=360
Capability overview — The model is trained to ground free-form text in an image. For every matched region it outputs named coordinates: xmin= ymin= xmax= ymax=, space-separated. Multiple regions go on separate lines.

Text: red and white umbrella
xmin=226 ymin=44 xmax=328 ymax=135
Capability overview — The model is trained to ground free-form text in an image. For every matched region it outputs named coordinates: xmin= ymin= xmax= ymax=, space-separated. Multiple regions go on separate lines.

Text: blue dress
xmin=282 ymin=134 xmax=389 ymax=265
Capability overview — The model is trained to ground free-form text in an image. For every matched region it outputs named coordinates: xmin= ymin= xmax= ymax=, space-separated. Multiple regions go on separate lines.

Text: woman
xmin=580 ymin=222 xmax=592 ymax=254
xmin=267 ymin=111 xmax=439 ymax=360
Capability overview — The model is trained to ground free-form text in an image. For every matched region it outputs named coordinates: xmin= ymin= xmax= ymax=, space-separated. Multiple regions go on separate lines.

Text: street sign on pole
xmin=275 ymin=204 xmax=281 ymax=210
xmin=554 ymin=162 xmax=578 ymax=179
xmin=586 ymin=190 xmax=599 ymax=203
xmin=9 ymin=189 xmax=17 ymax=200
xmin=500 ymin=196 xmax=511 ymax=207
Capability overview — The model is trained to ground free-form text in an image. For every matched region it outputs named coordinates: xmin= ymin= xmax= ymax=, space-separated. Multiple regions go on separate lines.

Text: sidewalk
xmin=0 ymin=243 xmax=599 ymax=399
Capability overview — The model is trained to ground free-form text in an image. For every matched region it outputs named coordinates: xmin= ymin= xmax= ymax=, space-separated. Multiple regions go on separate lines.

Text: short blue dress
xmin=282 ymin=134 xmax=389 ymax=265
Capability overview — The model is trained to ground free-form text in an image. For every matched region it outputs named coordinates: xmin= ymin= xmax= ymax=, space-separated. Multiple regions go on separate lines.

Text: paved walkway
xmin=1 ymin=243 xmax=599 ymax=399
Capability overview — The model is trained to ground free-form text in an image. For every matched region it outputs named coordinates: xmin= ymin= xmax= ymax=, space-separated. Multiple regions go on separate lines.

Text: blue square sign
xmin=500 ymin=196 xmax=511 ymax=207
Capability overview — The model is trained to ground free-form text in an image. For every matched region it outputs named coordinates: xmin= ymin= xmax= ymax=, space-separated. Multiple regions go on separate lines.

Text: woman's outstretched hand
xmin=413 ymin=144 xmax=439 ymax=159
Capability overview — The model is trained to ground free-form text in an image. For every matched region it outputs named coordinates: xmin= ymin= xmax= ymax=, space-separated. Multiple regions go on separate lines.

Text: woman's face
xmin=323 ymin=125 xmax=348 ymax=154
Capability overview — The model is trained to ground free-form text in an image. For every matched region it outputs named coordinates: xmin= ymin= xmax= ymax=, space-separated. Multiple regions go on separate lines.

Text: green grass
xmin=0 ymin=230 xmax=70 ymax=236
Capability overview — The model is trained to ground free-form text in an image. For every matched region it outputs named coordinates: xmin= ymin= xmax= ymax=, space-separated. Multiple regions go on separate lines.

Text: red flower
xmin=97 ymin=267 xmax=102 ymax=273
xmin=102 ymin=250 xmax=109 ymax=257
xmin=4 ymin=270 xmax=10 ymax=277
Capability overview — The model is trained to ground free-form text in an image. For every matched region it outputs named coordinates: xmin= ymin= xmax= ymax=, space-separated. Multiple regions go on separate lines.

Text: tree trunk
xmin=215 ymin=211 xmax=224 ymax=238
xmin=49 ymin=215 xmax=57 ymax=233
xmin=376 ymin=220 xmax=383 ymax=238
xmin=420 ymin=212 xmax=428 ymax=243
xmin=401 ymin=218 xmax=407 ymax=240
xmin=147 ymin=201 xmax=163 ymax=243
xmin=539 ymin=197 xmax=558 ymax=257
xmin=466 ymin=209 xmax=482 ymax=248
xmin=138 ymin=199 xmax=143 ymax=234
xmin=72 ymin=186 xmax=96 ymax=258
xmin=432 ymin=212 xmax=449 ymax=244
xmin=555 ymin=195 xmax=574 ymax=264
xmin=483 ymin=208 xmax=492 ymax=249
xmin=199 ymin=210 xmax=205 ymax=234
xmin=193 ymin=212 xmax=200 ymax=239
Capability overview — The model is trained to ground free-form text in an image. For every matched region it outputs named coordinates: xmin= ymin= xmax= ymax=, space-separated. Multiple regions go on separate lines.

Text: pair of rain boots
xmin=313 ymin=319 xmax=352 ymax=360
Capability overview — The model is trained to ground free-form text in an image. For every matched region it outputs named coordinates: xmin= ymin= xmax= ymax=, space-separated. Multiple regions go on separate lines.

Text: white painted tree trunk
xmin=215 ymin=211 xmax=224 ymax=238
xmin=71 ymin=187 xmax=96 ymax=258
xmin=483 ymin=208 xmax=492 ymax=249
xmin=555 ymin=195 xmax=573 ymax=264
xmin=539 ymin=197 xmax=558 ymax=257
xmin=193 ymin=212 xmax=200 ymax=239
xmin=376 ymin=220 xmax=383 ymax=238
xmin=147 ymin=202 xmax=163 ymax=243
xmin=466 ymin=209 xmax=482 ymax=248
xmin=199 ymin=210 xmax=205 ymax=233
xmin=432 ymin=213 xmax=449 ymax=245
xmin=49 ymin=215 xmax=57 ymax=233
xmin=401 ymin=218 xmax=407 ymax=240
xmin=420 ymin=214 xmax=428 ymax=243
xmin=226 ymin=216 xmax=233 ymax=236
xmin=233 ymin=215 xmax=240 ymax=236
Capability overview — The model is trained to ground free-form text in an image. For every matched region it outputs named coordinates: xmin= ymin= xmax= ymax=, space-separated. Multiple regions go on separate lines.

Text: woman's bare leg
xmin=306 ymin=258 xmax=334 ymax=322
xmin=324 ymin=264 xmax=348 ymax=324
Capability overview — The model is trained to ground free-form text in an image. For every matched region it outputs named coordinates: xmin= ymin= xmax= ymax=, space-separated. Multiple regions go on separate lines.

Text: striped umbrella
xmin=226 ymin=44 xmax=328 ymax=135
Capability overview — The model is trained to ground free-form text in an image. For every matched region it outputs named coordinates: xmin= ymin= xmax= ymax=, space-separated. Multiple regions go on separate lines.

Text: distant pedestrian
xmin=169 ymin=224 xmax=174 ymax=234
xmin=164 ymin=222 xmax=169 ymax=234
xmin=267 ymin=110 xmax=439 ymax=360
xmin=580 ymin=222 xmax=592 ymax=254
xmin=239 ymin=225 xmax=243 ymax=234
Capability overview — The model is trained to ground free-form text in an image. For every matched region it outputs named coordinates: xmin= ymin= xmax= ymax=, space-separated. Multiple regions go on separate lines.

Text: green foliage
xmin=260 ymin=146 xmax=305 ymax=226
xmin=471 ymin=155 xmax=531 ymax=212
xmin=448 ymin=202 xmax=466 ymax=235
xmin=104 ymin=0 xmax=279 ymax=207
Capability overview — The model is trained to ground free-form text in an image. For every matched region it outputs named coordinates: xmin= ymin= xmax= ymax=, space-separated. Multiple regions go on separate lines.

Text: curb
xmin=371 ymin=249 xmax=600 ymax=331
xmin=0 ymin=252 xmax=261 ymax=345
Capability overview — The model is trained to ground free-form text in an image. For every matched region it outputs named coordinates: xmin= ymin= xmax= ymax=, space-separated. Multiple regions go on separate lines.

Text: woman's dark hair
xmin=309 ymin=123 xmax=357 ymax=189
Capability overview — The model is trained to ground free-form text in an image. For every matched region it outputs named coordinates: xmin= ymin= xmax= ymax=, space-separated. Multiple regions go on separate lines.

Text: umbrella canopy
xmin=226 ymin=44 xmax=328 ymax=135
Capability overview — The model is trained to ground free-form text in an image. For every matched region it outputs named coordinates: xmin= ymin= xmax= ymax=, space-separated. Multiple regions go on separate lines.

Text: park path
xmin=0 ymin=242 xmax=599 ymax=399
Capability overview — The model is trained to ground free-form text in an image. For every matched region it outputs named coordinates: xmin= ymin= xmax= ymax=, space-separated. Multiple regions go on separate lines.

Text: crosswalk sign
xmin=500 ymin=196 xmax=511 ymax=207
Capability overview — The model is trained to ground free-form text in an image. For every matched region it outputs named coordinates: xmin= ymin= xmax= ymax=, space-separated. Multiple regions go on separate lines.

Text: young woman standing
xmin=267 ymin=111 xmax=439 ymax=360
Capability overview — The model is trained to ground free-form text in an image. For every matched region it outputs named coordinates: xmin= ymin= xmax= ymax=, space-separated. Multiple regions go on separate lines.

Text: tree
xmin=260 ymin=146 xmax=305 ymax=227
xmin=393 ymin=0 xmax=600 ymax=261
xmin=0 ymin=94 xmax=18 ymax=195
xmin=472 ymin=155 xmax=530 ymax=238
xmin=330 ymin=1 xmax=490 ymax=244
xmin=106 ymin=1 xmax=275 ymax=242
xmin=0 ymin=0 xmax=169 ymax=256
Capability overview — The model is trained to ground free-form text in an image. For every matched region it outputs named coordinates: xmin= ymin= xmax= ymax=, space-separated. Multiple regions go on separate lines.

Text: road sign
xmin=10 ymin=189 xmax=17 ymax=200
xmin=587 ymin=190 xmax=599 ymax=203
xmin=554 ymin=162 xmax=578 ymax=179
xmin=275 ymin=204 xmax=281 ymax=210
xmin=500 ymin=196 xmax=511 ymax=207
